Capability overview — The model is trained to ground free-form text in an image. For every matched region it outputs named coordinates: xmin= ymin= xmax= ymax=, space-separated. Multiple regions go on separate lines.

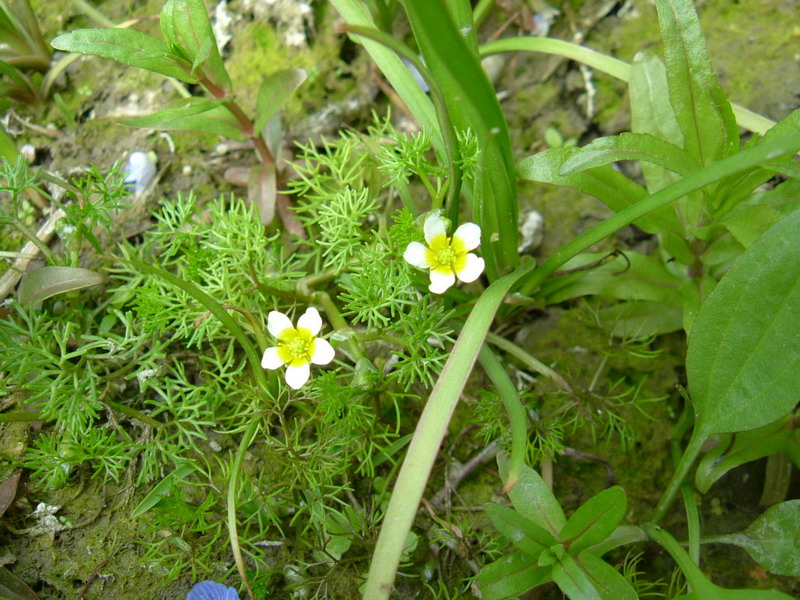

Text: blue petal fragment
xmin=186 ymin=580 xmax=240 ymax=600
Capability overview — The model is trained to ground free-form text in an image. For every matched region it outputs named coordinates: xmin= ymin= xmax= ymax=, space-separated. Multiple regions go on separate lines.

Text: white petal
xmin=261 ymin=347 xmax=285 ymax=369
xmin=311 ymin=338 xmax=335 ymax=365
xmin=456 ymin=253 xmax=485 ymax=283
xmin=297 ymin=307 xmax=322 ymax=335
xmin=403 ymin=241 xmax=431 ymax=269
xmin=268 ymin=311 xmax=293 ymax=339
xmin=423 ymin=214 xmax=447 ymax=244
xmin=429 ymin=270 xmax=456 ymax=294
xmin=453 ymin=222 xmax=481 ymax=251
xmin=285 ymin=362 xmax=311 ymax=389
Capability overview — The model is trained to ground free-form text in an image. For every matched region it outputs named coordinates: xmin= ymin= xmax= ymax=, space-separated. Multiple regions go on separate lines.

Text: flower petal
xmin=423 ymin=214 xmax=447 ymax=244
xmin=267 ymin=311 xmax=293 ymax=339
xmin=453 ymin=222 xmax=481 ymax=251
xmin=261 ymin=346 xmax=284 ymax=370
xmin=429 ymin=269 xmax=456 ymax=294
xmin=311 ymin=338 xmax=335 ymax=365
xmin=455 ymin=253 xmax=485 ymax=283
xmin=285 ymin=362 xmax=311 ymax=389
xmin=403 ymin=241 xmax=431 ymax=269
xmin=297 ymin=307 xmax=322 ymax=336
xmin=187 ymin=580 xmax=240 ymax=600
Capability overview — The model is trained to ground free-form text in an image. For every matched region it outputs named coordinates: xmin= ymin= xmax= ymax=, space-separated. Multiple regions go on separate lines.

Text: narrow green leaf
xmin=162 ymin=0 xmax=231 ymax=91
xmin=485 ymin=503 xmax=558 ymax=559
xmin=498 ymin=454 xmax=566 ymax=536
xmin=130 ymin=461 xmax=197 ymax=518
xmin=18 ymin=266 xmax=103 ymax=305
xmin=477 ymin=550 xmax=552 ymax=600
xmin=711 ymin=500 xmax=800 ymax=576
xmin=551 ymin=554 xmax=601 ymax=600
xmin=254 ymin=68 xmax=308 ymax=134
xmin=576 ymin=552 xmax=638 ymax=600
xmin=687 ymin=208 xmax=800 ymax=436
xmin=50 ymin=29 xmax=194 ymax=82
xmin=0 ymin=566 xmax=39 ymax=600
xmin=588 ymin=525 xmax=647 ymax=557
xmin=599 ymin=300 xmax=684 ymax=337
xmin=654 ymin=0 xmax=737 ymax=165
xmin=403 ymin=0 xmax=519 ymax=276
xmin=560 ymin=132 xmax=698 ymax=178
xmin=518 ymin=147 xmax=682 ymax=238
xmin=559 ymin=486 xmax=627 ymax=554
xmin=122 ymin=97 xmax=244 ymax=140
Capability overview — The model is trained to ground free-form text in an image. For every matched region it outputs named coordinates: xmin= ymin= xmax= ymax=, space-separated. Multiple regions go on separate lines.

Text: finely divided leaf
xmin=51 ymin=29 xmax=194 ymax=82
xmin=687 ymin=208 xmax=800 ymax=436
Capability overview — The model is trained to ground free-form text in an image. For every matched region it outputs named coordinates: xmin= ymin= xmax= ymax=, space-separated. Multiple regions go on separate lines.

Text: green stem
xmin=759 ymin=451 xmax=792 ymax=506
xmin=477 ymin=344 xmax=527 ymax=492
xmin=485 ymin=330 xmax=573 ymax=394
xmin=650 ymin=428 xmax=706 ymax=525
xmin=519 ymin=133 xmax=800 ymax=296
xmin=472 ymin=0 xmax=496 ymax=29
xmin=228 ymin=420 xmax=259 ymax=600
xmin=480 ymin=37 xmax=775 ymax=135
xmin=680 ymin=484 xmax=700 ymax=567
xmin=14 ymin=220 xmax=58 ymax=264
xmin=643 ymin=524 xmax=715 ymax=595
xmin=314 ymin=291 xmax=363 ymax=360
xmin=362 ymin=263 xmax=534 ymax=599
xmin=106 ymin=400 xmax=164 ymax=429
xmin=68 ymin=0 xmax=115 ymax=27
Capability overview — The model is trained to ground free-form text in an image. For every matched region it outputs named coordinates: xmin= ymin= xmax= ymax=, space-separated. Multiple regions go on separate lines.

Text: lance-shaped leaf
xmin=654 ymin=0 xmax=737 ymax=165
xmin=519 ymin=147 xmax=683 ymax=239
xmin=695 ymin=416 xmax=793 ymax=493
xmin=485 ymin=503 xmax=558 ymax=560
xmin=559 ymin=486 xmax=627 ymax=554
xmin=550 ymin=553 xmax=601 ymax=600
xmin=254 ymin=68 xmax=307 ymax=134
xmin=576 ymin=552 xmax=637 ymax=600
xmin=477 ymin=550 xmax=551 ymax=600
xmin=18 ymin=266 xmax=103 ymax=305
xmin=50 ymin=29 xmax=193 ymax=82
xmin=560 ymin=132 xmax=698 ymax=178
xmin=160 ymin=0 xmax=231 ymax=91
xmin=499 ymin=454 xmax=565 ymax=536
xmin=122 ymin=97 xmax=244 ymax=140
xmin=705 ymin=500 xmax=800 ymax=576
xmin=687 ymin=208 xmax=800 ymax=436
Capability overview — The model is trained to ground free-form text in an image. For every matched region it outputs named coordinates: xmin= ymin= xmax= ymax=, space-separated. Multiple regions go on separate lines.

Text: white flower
xmin=403 ymin=214 xmax=485 ymax=294
xmin=261 ymin=307 xmax=335 ymax=389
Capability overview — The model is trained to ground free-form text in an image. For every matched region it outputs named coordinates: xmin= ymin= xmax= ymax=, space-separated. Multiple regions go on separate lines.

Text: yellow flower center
xmin=426 ymin=233 xmax=468 ymax=275
xmin=277 ymin=327 xmax=316 ymax=367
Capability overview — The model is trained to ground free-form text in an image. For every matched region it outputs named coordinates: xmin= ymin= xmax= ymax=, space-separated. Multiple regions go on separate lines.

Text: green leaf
xmin=485 ymin=503 xmax=558 ymax=559
xmin=254 ymin=68 xmax=307 ymax=134
xmin=122 ymin=97 xmax=244 ymax=140
xmin=588 ymin=525 xmax=647 ymax=557
xmin=551 ymin=554 xmax=601 ymax=600
xmin=598 ymin=300 xmax=684 ymax=337
xmin=0 ymin=566 xmax=39 ymax=600
xmin=720 ymin=203 xmax=785 ymax=249
xmin=130 ymin=461 xmax=197 ymax=518
xmin=696 ymin=416 xmax=793 ymax=494
xmin=559 ymin=486 xmax=627 ymax=554
xmin=560 ymin=132 xmax=698 ymax=178
xmin=687 ymin=208 xmax=800 ymax=436
xmin=160 ymin=0 xmax=231 ymax=91
xmin=18 ymin=266 xmax=103 ymax=305
xmin=518 ymin=148 xmax=683 ymax=238
xmin=654 ymin=0 xmax=737 ymax=165
xmin=477 ymin=550 xmax=552 ymax=600
xmin=577 ymin=552 xmax=638 ymax=600
xmin=710 ymin=500 xmax=800 ymax=576
xmin=50 ymin=29 xmax=194 ymax=82
xmin=498 ymin=454 xmax=566 ymax=536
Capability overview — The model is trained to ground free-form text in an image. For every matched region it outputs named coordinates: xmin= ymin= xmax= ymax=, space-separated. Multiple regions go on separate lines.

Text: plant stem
xmin=106 ymin=400 xmax=164 ymax=429
xmin=485 ymin=330 xmax=573 ymax=394
xmin=14 ymin=221 xmax=58 ymax=264
xmin=228 ymin=420 xmax=258 ymax=600
xmin=650 ymin=428 xmax=706 ymax=525
xmin=477 ymin=344 xmax=527 ymax=492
